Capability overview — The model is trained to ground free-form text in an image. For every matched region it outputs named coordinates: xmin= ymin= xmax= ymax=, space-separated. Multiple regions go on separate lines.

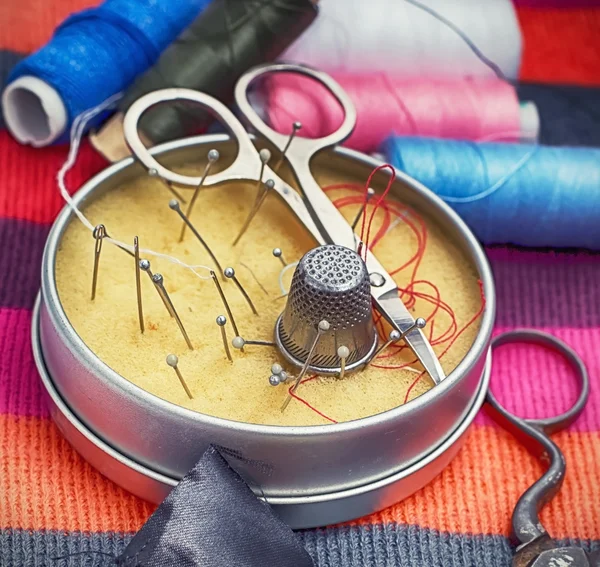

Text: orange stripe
xmin=354 ymin=425 xmax=600 ymax=540
xmin=2 ymin=415 xmax=599 ymax=537
xmin=0 ymin=0 xmax=94 ymax=53
xmin=0 ymin=415 xmax=153 ymax=532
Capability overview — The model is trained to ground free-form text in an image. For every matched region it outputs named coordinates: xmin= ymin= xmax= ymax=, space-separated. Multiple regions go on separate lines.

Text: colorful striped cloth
xmin=1 ymin=2 xmax=600 ymax=565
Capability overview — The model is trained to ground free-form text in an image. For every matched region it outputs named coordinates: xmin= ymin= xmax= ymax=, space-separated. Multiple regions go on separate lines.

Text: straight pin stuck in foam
xmin=216 ymin=315 xmax=233 ymax=362
xmin=166 ymin=354 xmax=193 ymax=399
xmin=180 ymin=149 xmax=219 ymax=242
xmin=224 ymin=267 xmax=258 ymax=315
xmin=134 ymin=236 xmax=144 ymax=333
xmin=232 ymin=178 xmax=275 ymax=246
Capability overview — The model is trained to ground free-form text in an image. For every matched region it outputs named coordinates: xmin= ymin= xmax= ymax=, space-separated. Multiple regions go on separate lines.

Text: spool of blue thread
xmin=1 ymin=0 xmax=211 ymax=147
xmin=383 ymin=136 xmax=600 ymax=249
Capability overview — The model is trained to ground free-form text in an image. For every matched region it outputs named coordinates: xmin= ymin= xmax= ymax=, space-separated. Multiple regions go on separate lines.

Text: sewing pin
xmin=365 ymin=318 xmax=427 ymax=369
xmin=211 ymin=270 xmax=240 ymax=340
xmin=180 ymin=149 xmax=220 ymax=242
xmin=148 ymin=168 xmax=187 ymax=204
xmin=232 ymin=336 xmax=276 ymax=349
xmin=139 ymin=259 xmax=173 ymax=316
xmin=169 ymin=199 xmax=224 ymax=275
xmin=274 ymin=122 xmax=302 ymax=171
xmin=268 ymin=363 xmax=288 ymax=386
xmin=166 ymin=354 xmax=193 ymax=399
xmin=91 ymin=224 xmax=106 ymax=300
xmin=134 ymin=237 xmax=144 ymax=333
xmin=232 ymin=178 xmax=275 ymax=246
xmin=351 ymin=187 xmax=376 ymax=230
xmin=281 ymin=320 xmax=329 ymax=412
xmin=224 ymin=267 xmax=258 ymax=315
xmin=337 ymin=345 xmax=350 ymax=379
xmin=216 ymin=315 xmax=233 ymax=362
xmin=272 ymin=247 xmax=288 ymax=267
xmin=152 ymin=272 xmax=194 ymax=350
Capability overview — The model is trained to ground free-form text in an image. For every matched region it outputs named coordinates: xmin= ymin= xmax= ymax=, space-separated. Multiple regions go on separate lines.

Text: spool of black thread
xmin=119 ymin=0 xmax=318 ymax=144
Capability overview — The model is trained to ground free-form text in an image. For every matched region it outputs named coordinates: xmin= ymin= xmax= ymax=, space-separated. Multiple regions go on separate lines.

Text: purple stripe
xmin=0 ymin=218 xmax=48 ymax=309
xmin=488 ymin=246 xmax=600 ymax=328
xmin=0 ymin=307 xmax=49 ymax=417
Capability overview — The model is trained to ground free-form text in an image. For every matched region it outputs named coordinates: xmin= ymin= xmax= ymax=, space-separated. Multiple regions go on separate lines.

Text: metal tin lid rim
xmin=40 ymin=133 xmax=495 ymax=437
xmin=32 ymin=296 xmax=492 ymax=506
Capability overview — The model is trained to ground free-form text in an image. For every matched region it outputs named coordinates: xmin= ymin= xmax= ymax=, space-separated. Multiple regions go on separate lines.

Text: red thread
xmin=288 ymin=376 xmax=338 ymax=424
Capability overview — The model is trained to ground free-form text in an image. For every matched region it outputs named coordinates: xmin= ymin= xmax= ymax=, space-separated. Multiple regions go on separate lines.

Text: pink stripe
xmin=0 ymin=308 xmax=49 ymax=417
xmin=476 ymin=327 xmax=600 ymax=432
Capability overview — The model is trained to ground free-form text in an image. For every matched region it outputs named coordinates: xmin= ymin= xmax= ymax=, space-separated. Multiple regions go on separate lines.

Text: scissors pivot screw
xmin=369 ymin=272 xmax=386 ymax=287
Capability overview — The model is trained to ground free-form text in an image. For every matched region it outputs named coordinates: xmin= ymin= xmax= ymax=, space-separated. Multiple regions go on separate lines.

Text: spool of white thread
xmin=281 ymin=0 xmax=522 ymax=80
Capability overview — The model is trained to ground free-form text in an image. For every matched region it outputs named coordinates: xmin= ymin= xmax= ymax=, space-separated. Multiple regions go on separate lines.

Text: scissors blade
xmin=374 ymin=290 xmax=445 ymax=385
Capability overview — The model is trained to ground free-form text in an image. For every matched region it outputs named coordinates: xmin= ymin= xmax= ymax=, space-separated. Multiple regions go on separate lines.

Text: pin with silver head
xmin=351 ymin=187 xmax=376 ymax=231
xmin=166 ymin=354 xmax=193 ymax=399
xmin=224 ymin=267 xmax=258 ymax=315
xmin=232 ymin=336 xmax=276 ymax=350
xmin=139 ymin=259 xmax=173 ymax=316
xmin=268 ymin=363 xmax=288 ymax=386
xmin=272 ymin=247 xmax=288 ymax=268
xmin=179 ymin=149 xmax=219 ymax=242
xmin=211 ymin=270 xmax=240 ymax=342
xmin=232 ymin=178 xmax=275 ymax=246
xmin=169 ymin=199 xmax=224 ymax=276
xmin=365 ymin=318 xmax=427 ymax=369
xmin=216 ymin=315 xmax=233 ymax=362
xmin=134 ymin=236 xmax=144 ymax=333
xmin=148 ymin=168 xmax=187 ymax=204
xmin=91 ymin=224 xmax=107 ymax=300
xmin=281 ymin=319 xmax=330 ymax=412
xmin=337 ymin=345 xmax=350 ymax=380
xmin=274 ymin=121 xmax=302 ymax=171
xmin=152 ymin=273 xmax=194 ymax=350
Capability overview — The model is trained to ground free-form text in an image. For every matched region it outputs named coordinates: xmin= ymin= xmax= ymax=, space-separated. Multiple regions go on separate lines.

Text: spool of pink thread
xmin=266 ymin=73 xmax=530 ymax=153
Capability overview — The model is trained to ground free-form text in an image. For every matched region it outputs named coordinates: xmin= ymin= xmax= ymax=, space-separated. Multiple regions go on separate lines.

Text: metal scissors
xmin=123 ymin=62 xmax=445 ymax=385
xmin=487 ymin=330 xmax=595 ymax=567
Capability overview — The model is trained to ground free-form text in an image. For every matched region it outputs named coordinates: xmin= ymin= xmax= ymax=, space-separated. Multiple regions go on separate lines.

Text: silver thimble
xmin=275 ymin=244 xmax=378 ymax=374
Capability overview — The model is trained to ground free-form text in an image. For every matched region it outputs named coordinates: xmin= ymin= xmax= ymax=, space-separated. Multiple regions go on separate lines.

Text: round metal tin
xmin=32 ymin=295 xmax=491 ymax=528
xmin=38 ymin=134 xmax=496 ymax=501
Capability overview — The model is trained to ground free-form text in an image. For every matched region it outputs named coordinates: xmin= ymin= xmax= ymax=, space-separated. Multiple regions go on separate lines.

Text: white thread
xmin=57 ymin=96 xmax=212 ymax=280
xmin=281 ymin=0 xmax=522 ymax=80
xmin=278 ymin=261 xmax=299 ymax=295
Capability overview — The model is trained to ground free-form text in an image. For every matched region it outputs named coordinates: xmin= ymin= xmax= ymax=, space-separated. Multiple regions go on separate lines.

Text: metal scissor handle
xmin=486 ymin=330 xmax=590 ymax=566
xmin=234 ymin=62 xmax=357 ymax=158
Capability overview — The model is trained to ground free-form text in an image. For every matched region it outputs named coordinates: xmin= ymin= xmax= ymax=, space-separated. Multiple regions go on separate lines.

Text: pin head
xmin=207 ymin=149 xmax=220 ymax=163
xmin=318 ymin=320 xmax=331 ymax=332
xmin=166 ymin=354 xmax=179 ymax=368
xmin=389 ymin=329 xmax=402 ymax=342
xmin=279 ymin=371 xmax=288 ymax=383
xmin=271 ymin=363 xmax=283 ymax=375
xmin=293 ymin=121 xmax=302 ymax=131
xmin=416 ymin=317 xmax=427 ymax=329
xmin=269 ymin=374 xmax=281 ymax=387
xmin=169 ymin=199 xmax=180 ymax=211
xmin=337 ymin=346 xmax=350 ymax=359
xmin=224 ymin=267 xmax=235 ymax=279
xmin=265 ymin=179 xmax=275 ymax=190
xmin=232 ymin=336 xmax=245 ymax=350
xmin=259 ymin=149 xmax=271 ymax=164
xmin=139 ymin=259 xmax=151 ymax=271
xmin=152 ymin=273 xmax=163 ymax=285
xmin=273 ymin=248 xmax=282 ymax=258
xmin=148 ymin=168 xmax=158 ymax=177
xmin=216 ymin=315 xmax=227 ymax=326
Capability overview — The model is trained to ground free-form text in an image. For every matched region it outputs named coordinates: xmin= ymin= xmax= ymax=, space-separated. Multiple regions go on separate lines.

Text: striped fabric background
xmin=1 ymin=2 xmax=599 ymax=565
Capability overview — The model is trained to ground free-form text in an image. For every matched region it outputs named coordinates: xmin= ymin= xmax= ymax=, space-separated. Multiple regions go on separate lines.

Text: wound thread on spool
xmin=113 ymin=0 xmax=318 ymax=146
xmin=266 ymin=73 xmax=538 ymax=153
xmin=384 ymin=136 xmax=600 ymax=249
xmin=2 ymin=0 xmax=210 ymax=147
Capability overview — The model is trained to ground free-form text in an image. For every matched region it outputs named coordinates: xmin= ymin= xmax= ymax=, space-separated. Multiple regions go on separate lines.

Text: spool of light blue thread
xmin=2 ymin=0 xmax=211 ymax=147
xmin=383 ymin=137 xmax=600 ymax=249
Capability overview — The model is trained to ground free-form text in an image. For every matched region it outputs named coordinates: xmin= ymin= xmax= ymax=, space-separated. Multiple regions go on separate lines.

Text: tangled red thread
xmin=288 ymin=165 xmax=486 ymax=422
